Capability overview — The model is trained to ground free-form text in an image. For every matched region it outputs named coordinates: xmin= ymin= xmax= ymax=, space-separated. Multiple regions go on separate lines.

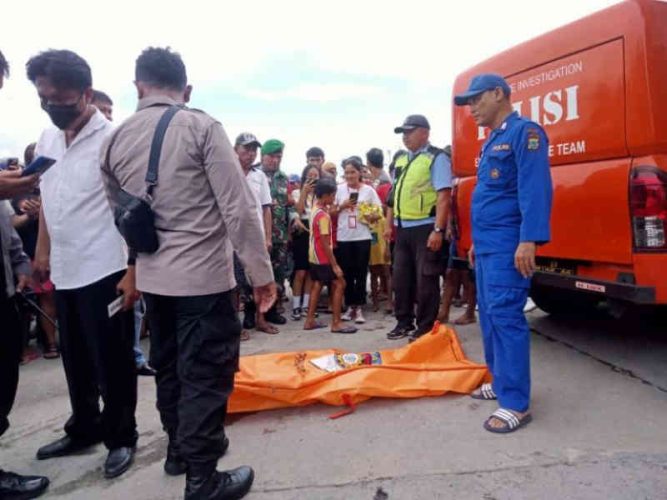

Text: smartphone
xmin=22 ymin=156 xmax=56 ymax=177
xmin=349 ymin=192 xmax=359 ymax=203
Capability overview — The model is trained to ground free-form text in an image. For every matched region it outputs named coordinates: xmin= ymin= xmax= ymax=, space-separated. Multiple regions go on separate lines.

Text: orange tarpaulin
xmin=228 ymin=323 xmax=490 ymax=414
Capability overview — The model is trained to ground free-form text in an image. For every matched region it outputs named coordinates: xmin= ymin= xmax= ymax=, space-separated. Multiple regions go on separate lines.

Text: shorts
xmin=310 ymin=264 xmax=336 ymax=284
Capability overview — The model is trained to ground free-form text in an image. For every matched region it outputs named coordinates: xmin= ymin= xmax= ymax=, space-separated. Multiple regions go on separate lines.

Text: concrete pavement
xmin=3 ymin=306 xmax=667 ymax=499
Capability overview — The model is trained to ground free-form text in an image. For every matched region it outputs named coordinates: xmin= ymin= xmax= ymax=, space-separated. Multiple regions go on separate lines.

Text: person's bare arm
xmin=0 ymin=170 xmax=39 ymax=200
xmin=426 ymin=188 xmax=452 ymax=252
xmin=262 ymin=205 xmax=272 ymax=251
xmin=319 ymin=232 xmax=342 ymax=278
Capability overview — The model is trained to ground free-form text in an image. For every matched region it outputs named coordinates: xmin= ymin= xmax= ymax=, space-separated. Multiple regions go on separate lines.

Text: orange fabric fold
xmin=228 ymin=323 xmax=490 ymax=413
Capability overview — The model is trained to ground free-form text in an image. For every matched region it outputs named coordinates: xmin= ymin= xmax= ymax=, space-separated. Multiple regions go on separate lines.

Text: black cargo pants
xmin=393 ymin=224 xmax=448 ymax=334
xmin=144 ymin=291 xmax=240 ymax=469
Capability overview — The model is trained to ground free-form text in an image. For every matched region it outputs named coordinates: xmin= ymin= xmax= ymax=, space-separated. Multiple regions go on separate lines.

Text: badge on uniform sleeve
xmin=490 ymin=168 xmax=500 ymax=179
xmin=527 ymin=129 xmax=540 ymax=150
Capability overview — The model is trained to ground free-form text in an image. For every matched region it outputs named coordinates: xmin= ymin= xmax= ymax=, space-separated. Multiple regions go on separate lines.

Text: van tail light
xmin=630 ymin=167 xmax=667 ymax=250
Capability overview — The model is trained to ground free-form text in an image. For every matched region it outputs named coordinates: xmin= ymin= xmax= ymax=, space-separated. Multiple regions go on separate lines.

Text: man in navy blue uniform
xmin=455 ymin=74 xmax=552 ymax=433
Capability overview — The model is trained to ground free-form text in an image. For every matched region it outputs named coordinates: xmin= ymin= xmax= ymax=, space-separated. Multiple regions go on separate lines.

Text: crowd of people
xmin=0 ymin=43 xmax=551 ymax=500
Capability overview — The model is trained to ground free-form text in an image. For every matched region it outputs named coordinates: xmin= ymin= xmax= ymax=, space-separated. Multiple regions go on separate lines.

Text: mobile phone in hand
xmin=349 ymin=192 xmax=359 ymax=203
xmin=22 ymin=156 xmax=56 ymax=177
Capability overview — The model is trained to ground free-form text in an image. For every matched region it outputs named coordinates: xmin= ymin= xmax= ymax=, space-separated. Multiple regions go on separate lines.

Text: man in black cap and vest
xmin=384 ymin=115 xmax=452 ymax=341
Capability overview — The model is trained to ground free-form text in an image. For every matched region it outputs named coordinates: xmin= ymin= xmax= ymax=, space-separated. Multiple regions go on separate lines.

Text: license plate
xmin=535 ymin=258 xmax=577 ymax=275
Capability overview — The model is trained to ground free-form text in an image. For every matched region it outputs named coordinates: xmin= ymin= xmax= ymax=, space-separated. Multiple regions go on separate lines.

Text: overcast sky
xmin=0 ymin=0 xmax=619 ymax=175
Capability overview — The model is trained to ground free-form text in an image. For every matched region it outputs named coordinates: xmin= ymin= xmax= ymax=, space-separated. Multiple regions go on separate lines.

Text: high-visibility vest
xmin=393 ymin=146 xmax=442 ymax=220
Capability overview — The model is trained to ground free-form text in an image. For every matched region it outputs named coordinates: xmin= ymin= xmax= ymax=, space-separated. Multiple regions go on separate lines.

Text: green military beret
xmin=261 ymin=139 xmax=284 ymax=155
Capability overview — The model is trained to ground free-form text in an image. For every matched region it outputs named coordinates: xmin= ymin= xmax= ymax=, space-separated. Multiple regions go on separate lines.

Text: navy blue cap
xmin=394 ymin=114 xmax=430 ymax=134
xmin=454 ymin=73 xmax=511 ymax=106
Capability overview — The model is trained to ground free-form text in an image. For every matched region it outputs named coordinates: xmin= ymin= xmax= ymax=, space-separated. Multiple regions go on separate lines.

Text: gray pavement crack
xmin=529 ymin=328 xmax=667 ymax=394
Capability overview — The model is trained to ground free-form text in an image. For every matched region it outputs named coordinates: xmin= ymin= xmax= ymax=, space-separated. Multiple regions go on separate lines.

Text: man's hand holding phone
xmin=0 ymin=170 xmax=39 ymax=200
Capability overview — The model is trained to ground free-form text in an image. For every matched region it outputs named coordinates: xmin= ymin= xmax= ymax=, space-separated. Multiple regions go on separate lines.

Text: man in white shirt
xmin=233 ymin=132 xmax=277 ymax=335
xmin=27 ymin=50 xmax=139 ymax=480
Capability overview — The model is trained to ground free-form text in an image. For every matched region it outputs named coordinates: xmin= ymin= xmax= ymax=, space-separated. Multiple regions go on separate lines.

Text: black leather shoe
xmin=185 ymin=466 xmax=254 ymax=500
xmin=0 ymin=469 xmax=49 ymax=499
xmin=136 ymin=363 xmax=156 ymax=376
xmin=387 ymin=325 xmax=412 ymax=340
xmin=36 ymin=435 xmax=99 ymax=460
xmin=264 ymin=311 xmax=287 ymax=325
xmin=104 ymin=446 xmax=135 ymax=479
xmin=165 ymin=436 xmax=229 ymax=476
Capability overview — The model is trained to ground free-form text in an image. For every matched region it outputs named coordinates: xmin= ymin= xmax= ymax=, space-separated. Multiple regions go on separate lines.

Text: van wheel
xmin=530 ymin=285 xmax=600 ymax=315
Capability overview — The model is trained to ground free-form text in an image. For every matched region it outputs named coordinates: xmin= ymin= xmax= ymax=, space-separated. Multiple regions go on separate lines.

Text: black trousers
xmin=393 ymin=225 xmax=447 ymax=333
xmin=0 ymin=297 xmax=22 ymax=438
xmin=144 ymin=291 xmax=240 ymax=468
xmin=55 ymin=270 xmax=137 ymax=449
xmin=336 ymin=240 xmax=371 ymax=307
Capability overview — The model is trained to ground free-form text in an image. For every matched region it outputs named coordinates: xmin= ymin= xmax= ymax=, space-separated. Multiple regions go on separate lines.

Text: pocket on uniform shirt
xmin=481 ymin=151 xmax=514 ymax=188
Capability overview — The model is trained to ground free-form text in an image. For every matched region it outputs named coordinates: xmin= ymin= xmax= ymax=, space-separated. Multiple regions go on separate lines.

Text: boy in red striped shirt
xmin=304 ymin=179 xmax=357 ymax=334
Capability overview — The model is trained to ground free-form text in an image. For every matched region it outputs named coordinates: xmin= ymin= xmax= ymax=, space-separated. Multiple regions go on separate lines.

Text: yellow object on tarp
xmin=228 ymin=322 xmax=490 ymax=414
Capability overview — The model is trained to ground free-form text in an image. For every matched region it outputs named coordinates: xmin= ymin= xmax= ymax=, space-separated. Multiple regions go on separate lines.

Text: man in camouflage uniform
xmin=260 ymin=139 xmax=294 ymax=324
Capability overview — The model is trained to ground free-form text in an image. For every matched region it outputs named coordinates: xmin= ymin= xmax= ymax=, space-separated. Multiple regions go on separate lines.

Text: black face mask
xmin=42 ymin=95 xmax=83 ymax=130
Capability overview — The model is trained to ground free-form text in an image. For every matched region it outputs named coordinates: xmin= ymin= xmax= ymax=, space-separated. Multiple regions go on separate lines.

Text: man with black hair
xmin=384 ymin=115 xmax=452 ymax=341
xmin=90 ymin=91 xmax=155 ymax=377
xmin=91 ymin=89 xmax=113 ymax=121
xmin=27 ymin=49 xmax=139 ymax=480
xmin=102 ymin=46 xmax=274 ymax=500
xmin=306 ymin=146 xmax=325 ymax=169
xmin=0 ymin=48 xmax=50 ymax=500
xmin=366 ymin=148 xmax=391 ymax=187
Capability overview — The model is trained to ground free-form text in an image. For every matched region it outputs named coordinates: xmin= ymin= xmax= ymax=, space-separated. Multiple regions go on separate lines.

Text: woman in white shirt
xmin=331 ymin=156 xmax=381 ymax=324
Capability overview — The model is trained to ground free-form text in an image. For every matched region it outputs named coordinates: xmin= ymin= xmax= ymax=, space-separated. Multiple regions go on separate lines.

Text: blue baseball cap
xmin=454 ymin=73 xmax=511 ymax=106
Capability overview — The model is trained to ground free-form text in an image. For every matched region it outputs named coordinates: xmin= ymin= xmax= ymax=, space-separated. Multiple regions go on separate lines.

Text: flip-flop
xmin=483 ymin=408 xmax=532 ymax=434
xmin=304 ymin=322 xmax=327 ymax=331
xmin=454 ymin=315 xmax=477 ymax=325
xmin=332 ymin=326 xmax=358 ymax=334
xmin=471 ymin=383 xmax=497 ymax=400
xmin=43 ymin=345 xmax=61 ymax=359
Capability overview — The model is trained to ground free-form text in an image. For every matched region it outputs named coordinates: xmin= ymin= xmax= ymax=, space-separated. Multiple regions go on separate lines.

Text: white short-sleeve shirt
xmin=335 ymin=183 xmax=382 ymax=242
xmin=36 ymin=110 xmax=127 ymax=289
xmin=245 ymin=167 xmax=272 ymax=228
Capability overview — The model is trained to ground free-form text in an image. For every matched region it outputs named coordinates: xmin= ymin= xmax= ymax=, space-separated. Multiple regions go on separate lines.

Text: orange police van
xmin=451 ymin=0 xmax=667 ymax=316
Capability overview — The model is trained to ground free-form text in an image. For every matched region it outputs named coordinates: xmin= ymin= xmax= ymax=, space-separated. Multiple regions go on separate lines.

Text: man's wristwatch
xmin=433 ymin=226 xmax=444 ymax=234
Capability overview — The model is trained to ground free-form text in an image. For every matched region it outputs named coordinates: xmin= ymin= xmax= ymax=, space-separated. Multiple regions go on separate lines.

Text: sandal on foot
xmin=332 ymin=326 xmax=358 ymax=334
xmin=471 ymin=383 xmax=497 ymax=400
xmin=483 ymin=408 xmax=532 ymax=434
xmin=240 ymin=330 xmax=251 ymax=341
xmin=304 ymin=322 xmax=327 ymax=331
xmin=43 ymin=345 xmax=60 ymax=359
